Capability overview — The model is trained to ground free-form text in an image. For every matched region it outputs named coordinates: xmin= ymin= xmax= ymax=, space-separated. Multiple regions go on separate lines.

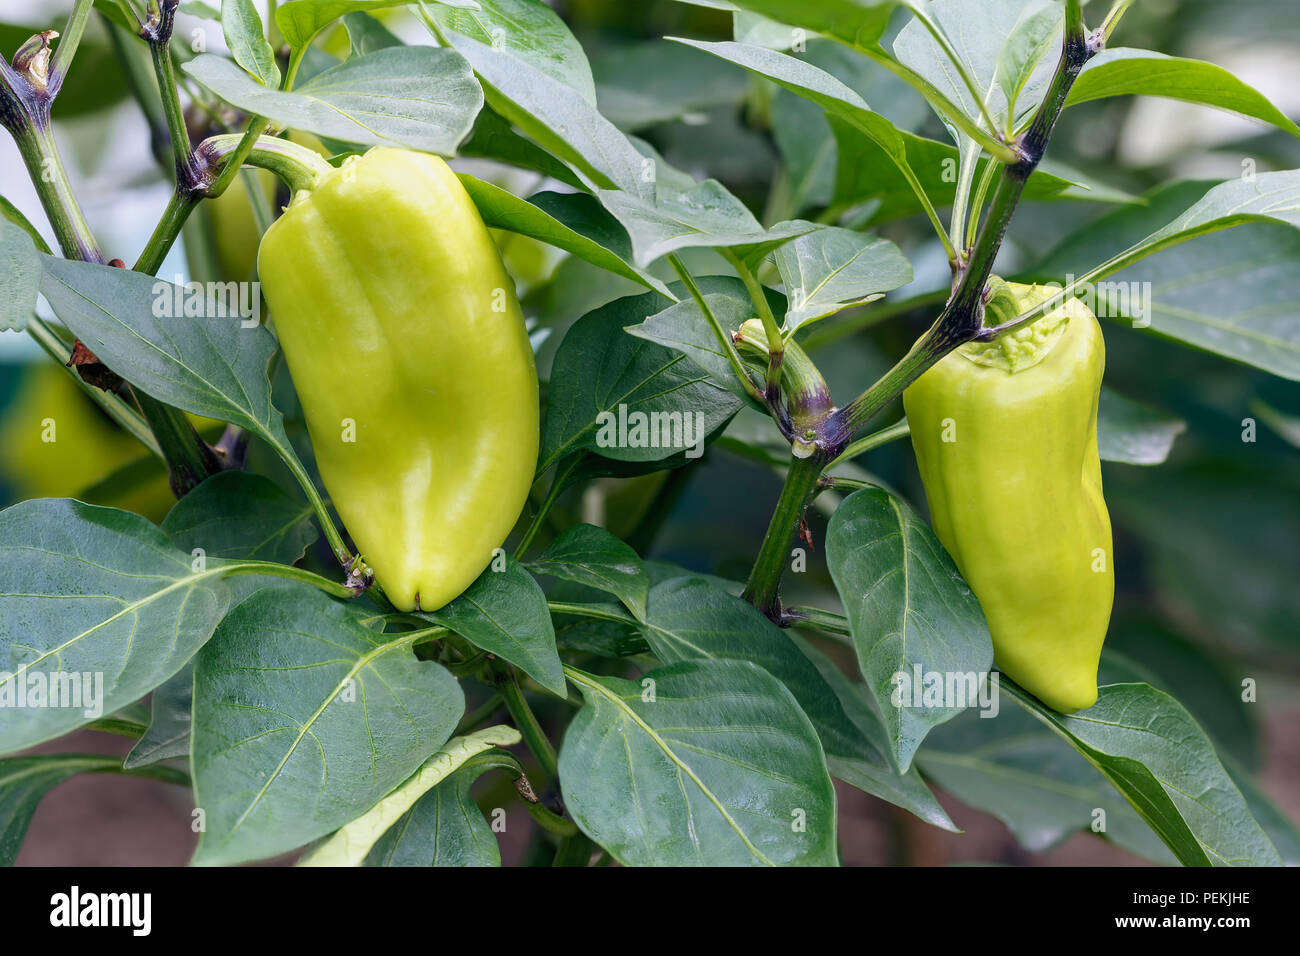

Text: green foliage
xmin=0 ymin=0 xmax=1295 ymax=868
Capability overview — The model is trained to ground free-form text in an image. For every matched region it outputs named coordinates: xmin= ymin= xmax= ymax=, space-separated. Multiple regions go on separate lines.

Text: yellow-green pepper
xmin=257 ymin=147 xmax=539 ymax=611
xmin=903 ymin=280 xmax=1113 ymax=712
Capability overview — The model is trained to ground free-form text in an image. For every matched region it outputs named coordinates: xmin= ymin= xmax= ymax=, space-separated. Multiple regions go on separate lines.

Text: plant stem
xmin=964 ymin=153 xmax=1002 ymax=252
xmin=741 ymin=449 xmax=827 ymax=620
xmin=133 ymin=188 xmax=198 ymax=274
xmin=552 ymin=833 xmax=594 ymax=867
xmin=7 ymin=116 xmax=104 ymax=263
xmin=134 ymin=393 xmax=222 ymax=496
xmin=668 ymin=254 xmax=765 ymax=405
xmin=496 ymin=665 xmax=558 ymax=781
xmin=216 ymin=560 xmax=361 ymax=598
xmin=203 ymin=118 xmax=272 ymax=198
xmin=723 ymin=249 xmax=785 ymax=405
xmin=0 ymin=5 xmax=227 ymax=497
xmin=515 ymin=454 xmax=582 ymax=559
xmin=26 ymin=316 xmax=161 ymax=455
xmin=197 ymin=133 xmax=334 ymax=193
xmin=1100 ymin=0 xmax=1135 ymax=40
xmin=782 ymin=605 xmax=851 ymax=636
xmin=142 ymin=0 xmax=198 ymax=186
xmin=271 ymin=436 xmax=354 ymax=567
xmin=829 ymin=417 xmax=910 ymax=467
xmin=47 ymin=0 xmax=96 ymax=95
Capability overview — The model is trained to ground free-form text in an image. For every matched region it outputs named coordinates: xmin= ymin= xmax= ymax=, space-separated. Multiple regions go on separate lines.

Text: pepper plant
xmin=0 ymin=0 xmax=1297 ymax=867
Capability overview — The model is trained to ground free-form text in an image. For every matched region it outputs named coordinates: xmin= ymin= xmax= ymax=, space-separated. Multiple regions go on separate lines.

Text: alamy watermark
xmin=0 ymin=668 xmax=104 ymax=718
xmin=1040 ymin=274 xmax=1153 ymax=328
xmin=891 ymin=667 xmax=1000 ymax=717
xmin=594 ymin=403 xmax=706 ymax=458
xmin=152 ymin=275 xmax=261 ymax=328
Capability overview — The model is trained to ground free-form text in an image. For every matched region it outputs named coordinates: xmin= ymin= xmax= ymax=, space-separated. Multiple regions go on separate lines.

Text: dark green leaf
xmin=0 ymin=500 xmax=230 ymax=754
xmin=422 ymin=556 xmax=566 ymax=698
xmin=162 ymin=471 xmax=317 ymax=564
xmin=826 ymin=486 xmax=994 ymax=772
xmin=1096 ymin=386 xmax=1186 ymax=466
xmin=1006 ymin=681 xmax=1282 ymax=866
xmin=191 ymin=586 xmax=464 ymax=865
xmin=528 ymin=524 xmax=649 ymax=620
xmin=123 ymin=666 xmax=193 ymax=769
xmin=560 ymin=660 xmax=838 ymax=865
xmin=540 ymin=285 xmax=745 ymax=471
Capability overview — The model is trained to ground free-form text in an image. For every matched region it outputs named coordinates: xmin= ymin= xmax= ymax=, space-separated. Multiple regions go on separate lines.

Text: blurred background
xmin=5 ymin=0 xmax=1298 ymax=865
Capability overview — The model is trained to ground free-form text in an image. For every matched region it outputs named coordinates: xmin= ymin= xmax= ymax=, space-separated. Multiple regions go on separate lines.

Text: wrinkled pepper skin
xmin=258 ymin=148 xmax=539 ymax=611
xmin=902 ymin=282 xmax=1113 ymax=712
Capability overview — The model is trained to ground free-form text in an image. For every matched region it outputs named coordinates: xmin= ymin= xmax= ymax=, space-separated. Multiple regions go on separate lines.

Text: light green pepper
xmin=903 ymin=280 xmax=1113 ymax=712
xmin=258 ymin=148 xmax=539 ymax=611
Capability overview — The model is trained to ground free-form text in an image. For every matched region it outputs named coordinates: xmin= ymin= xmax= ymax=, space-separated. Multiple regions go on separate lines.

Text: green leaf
xmin=458 ymin=106 xmax=586 ymax=189
xmin=623 ymin=286 xmax=772 ymax=402
xmin=1105 ymin=460 xmax=1300 ymax=654
xmin=640 ymin=577 xmax=956 ymax=829
xmin=918 ymin=703 xmax=1176 ymax=863
xmin=528 ymin=524 xmax=649 ymax=620
xmin=363 ymin=753 xmax=505 ymax=867
xmin=0 ymin=500 xmax=230 ymax=754
xmin=341 ymin=11 xmax=403 ymax=56
xmin=597 ymin=177 xmax=813 ymax=268
xmin=893 ymin=0 xmax=1061 ymax=133
xmin=422 ymin=557 xmax=566 ymax=698
xmin=1224 ymin=759 xmax=1300 ymax=867
xmin=592 ymin=39 xmax=750 ymax=130
xmin=299 ymin=726 xmax=520 ymax=866
xmin=671 ymin=38 xmax=925 ymax=212
xmin=0 ymin=754 xmax=162 ymax=865
xmin=774 ymin=224 xmax=912 ymax=330
xmin=37 ymin=258 xmax=293 ymax=450
xmin=993 ymin=0 xmax=1060 ymax=126
xmin=441 ymin=31 xmax=647 ymax=194
xmin=768 ymin=39 xmax=931 ymax=215
xmin=1096 ymin=386 xmax=1187 ymax=466
xmin=275 ymin=0 xmax=477 ymax=50
xmin=539 ymin=285 xmax=744 ymax=471
xmin=638 ymin=577 xmax=872 ymax=758
xmin=1066 ymin=49 xmax=1300 ymax=138
xmin=1006 ymin=681 xmax=1283 ymax=867
xmin=1252 ymin=398 xmax=1300 ymax=449
xmin=191 ymin=586 xmax=464 ymax=865
xmin=1034 ymin=174 xmax=1300 ymax=380
xmin=222 ymin=0 xmax=280 ymax=88
xmin=162 ymin=471 xmax=317 ymax=564
xmin=457 ymin=176 xmax=668 ymax=295
xmin=794 ymin=637 xmax=957 ymax=831
xmin=1 ymin=195 xmax=49 ymax=254
xmin=560 ymin=661 xmax=838 ymax=865
xmin=0 ymin=219 xmax=41 ymax=331
xmin=123 ymin=666 xmax=193 ymax=770
xmin=181 ymin=1 xmax=222 ymax=18
xmin=428 ymin=0 xmax=596 ymax=105
xmin=825 ymin=487 xmax=994 ymax=772
xmin=184 ymin=46 xmax=482 ymax=154
xmin=729 ymin=0 xmax=896 ymax=48
xmin=831 ymin=121 xmax=1109 ymax=224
